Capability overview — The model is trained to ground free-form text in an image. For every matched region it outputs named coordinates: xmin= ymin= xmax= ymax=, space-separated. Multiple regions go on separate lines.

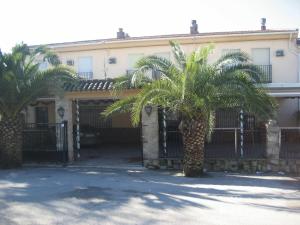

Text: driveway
xmin=0 ymin=166 xmax=299 ymax=225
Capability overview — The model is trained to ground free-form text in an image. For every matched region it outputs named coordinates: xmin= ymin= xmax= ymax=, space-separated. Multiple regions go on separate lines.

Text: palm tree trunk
xmin=0 ymin=115 xmax=23 ymax=168
xmin=181 ymin=116 xmax=206 ymax=177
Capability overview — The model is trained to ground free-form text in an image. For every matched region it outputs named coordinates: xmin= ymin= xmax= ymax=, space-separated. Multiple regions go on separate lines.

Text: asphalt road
xmin=0 ymin=166 xmax=299 ymax=225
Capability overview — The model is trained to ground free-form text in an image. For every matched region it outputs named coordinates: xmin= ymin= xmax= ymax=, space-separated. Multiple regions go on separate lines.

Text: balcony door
xmin=252 ymin=48 xmax=271 ymax=83
xmin=78 ymin=56 xmax=93 ymax=79
xmin=251 ymin=48 xmax=270 ymax=65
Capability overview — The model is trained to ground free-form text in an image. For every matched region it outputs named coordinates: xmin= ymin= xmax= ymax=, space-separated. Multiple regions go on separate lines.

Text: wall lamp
xmin=57 ymin=106 xmax=65 ymax=119
xmin=144 ymin=105 xmax=153 ymax=116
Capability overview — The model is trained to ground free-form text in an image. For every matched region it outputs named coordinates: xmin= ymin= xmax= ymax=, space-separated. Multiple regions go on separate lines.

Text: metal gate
xmin=280 ymin=127 xmax=300 ymax=159
xmin=158 ymin=108 xmax=183 ymax=158
xmin=22 ymin=121 xmax=68 ymax=163
xmin=158 ymin=108 xmax=266 ymax=159
xmin=73 ymin=100 xmax=143 ymax=163
xmin=75 ymin=101 xmax=141 ymax=147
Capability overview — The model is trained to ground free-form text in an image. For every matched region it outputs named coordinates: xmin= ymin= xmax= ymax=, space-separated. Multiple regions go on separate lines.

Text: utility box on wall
xmin=66 ymin=59 xmax=74 ymax=66
xmin=108 ymin=57 xmax=117 ymax=64
xmin=275 ymin=50 xmax=284 ymax=57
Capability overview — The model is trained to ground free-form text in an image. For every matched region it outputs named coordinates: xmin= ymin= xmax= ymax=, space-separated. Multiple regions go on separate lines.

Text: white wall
xmin=56 ymin=39 xmax=299 ymax=83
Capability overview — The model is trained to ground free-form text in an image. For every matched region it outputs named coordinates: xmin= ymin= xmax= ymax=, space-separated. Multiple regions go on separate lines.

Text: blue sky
xmin=0 ymin=0 xmax=299 ymax=52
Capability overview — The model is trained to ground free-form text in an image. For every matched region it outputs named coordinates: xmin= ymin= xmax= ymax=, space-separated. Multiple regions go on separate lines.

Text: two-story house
xmin=25 ymin=19 xmax=300 ymax=166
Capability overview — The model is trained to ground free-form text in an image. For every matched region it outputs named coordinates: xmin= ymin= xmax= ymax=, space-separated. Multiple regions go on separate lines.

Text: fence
xmin=206 ymin=128 xmax=266 ymax=158
xmin=159 ymin=128 xmax=266 ymax=159
xmin=280 ymin=127 xmax=300 ymax=159
xmin=22 ymin=122 xmax=68 ymax=162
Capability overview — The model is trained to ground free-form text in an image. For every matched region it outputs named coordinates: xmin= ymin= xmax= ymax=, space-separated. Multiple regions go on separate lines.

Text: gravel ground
xmin=0 ymin=166 xmax=299 ymax=225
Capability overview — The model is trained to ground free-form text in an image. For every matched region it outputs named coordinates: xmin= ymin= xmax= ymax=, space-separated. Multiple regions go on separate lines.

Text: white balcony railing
xmin=77 ymin=72 xmax=93 ymax=80
xmin=256 ymin=65 xmax=272 ymax=83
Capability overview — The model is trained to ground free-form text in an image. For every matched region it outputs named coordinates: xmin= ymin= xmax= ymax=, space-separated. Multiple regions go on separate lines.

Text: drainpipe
xmin=101 ymin=41 xmax=108 ymax=80
xmin=288 ymin=33 xmax=300 ymax=126
xmin=288 ymin=33 xmax=300 ymax=82
xmin=298 ymin=52 xmax=300 ymax=126
xmin=296 ymin=38 xmax=300 ymax=126
xmin=299 ymin=53 xmax=300 ymax=83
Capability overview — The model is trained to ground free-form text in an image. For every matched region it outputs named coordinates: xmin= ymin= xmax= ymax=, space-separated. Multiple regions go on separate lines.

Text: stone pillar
xmin=55 ymin=97 xmax=74 ymax=162
xmin=26 ymin=105 xmax=36 ymax=123
xmin=142 ymin=106 xmax=160 ymax=168
xmin=266 ymin=120 xmax=280 ymax=171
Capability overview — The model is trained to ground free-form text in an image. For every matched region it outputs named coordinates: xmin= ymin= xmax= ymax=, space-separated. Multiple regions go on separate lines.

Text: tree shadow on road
xmin=0 ymin=167 xmax=299 ymax=224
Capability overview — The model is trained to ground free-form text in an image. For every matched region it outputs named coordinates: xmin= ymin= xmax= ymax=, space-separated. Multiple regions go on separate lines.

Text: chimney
xmin=117 ymin=28 xmax=125 ymax=39
xmin=190 ymin=20 xmax=199 ymax=34
xmin=261 ymin=18 xmax=266 ymax=31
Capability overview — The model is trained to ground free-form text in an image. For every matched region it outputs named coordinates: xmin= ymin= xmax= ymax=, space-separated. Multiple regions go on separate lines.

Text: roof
xmin=63 ymin=79 xmax=114 ymax=92
xmin=30 ymin=29 xmax=298 ymax=49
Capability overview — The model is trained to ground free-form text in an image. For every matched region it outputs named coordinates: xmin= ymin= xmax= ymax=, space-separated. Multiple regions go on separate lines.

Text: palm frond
xmin=101 ymin=96 xmax=139 ymax=125
xmin=215 ymin=51 xmax=250 ymax=66
xmin=0 ymin=43 xmax=76 ymax=118
xmin=103 ymin=42 xmax=276 ymax=136
xmin=169 ymin=41 xmax=186 ymax=69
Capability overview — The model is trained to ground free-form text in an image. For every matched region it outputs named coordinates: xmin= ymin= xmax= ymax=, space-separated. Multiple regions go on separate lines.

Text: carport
xmin=64 ymin=79 xmax=142 ymax=165
xmin=75 ymin=99 xmax=142 ymax=165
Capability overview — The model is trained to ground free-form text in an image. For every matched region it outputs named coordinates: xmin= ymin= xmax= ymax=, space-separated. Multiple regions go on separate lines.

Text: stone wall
xmin=156 ymin=158 xmax=300 ymax=174
xmin=205 ymin=158 xmax=300 ymax=174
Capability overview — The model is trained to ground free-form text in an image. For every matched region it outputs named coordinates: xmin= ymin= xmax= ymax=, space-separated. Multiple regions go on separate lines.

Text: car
xmin=74 ymin=125 xmax=101 ymax=147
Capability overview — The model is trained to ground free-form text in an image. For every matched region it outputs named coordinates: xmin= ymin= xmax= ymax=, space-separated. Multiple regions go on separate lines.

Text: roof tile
xmin=64 ymin=79 xmax=114 ymax=92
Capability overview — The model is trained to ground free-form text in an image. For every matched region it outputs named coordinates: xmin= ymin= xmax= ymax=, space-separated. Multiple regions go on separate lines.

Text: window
xmin=222 ymin=49 xmax=240 ymax=55
xmin=78 ymin=56 xmax=93 ymax=79
xmin=151 ymin=52 xmax=171 ymax=79
xmin=35 ymin=107 xmax=48 ymax=125
xmin=128 ymin=53 xmax=144 ymax=69
xmin=66 ymin=59 xmax=74 ymax=66
xmin=251 ymin=48 xmax=270 ymax=65
xmin=154 ymin=52 xmax=170 ymax=60
xmin=38 ymin=61 xmax=48 ymax=71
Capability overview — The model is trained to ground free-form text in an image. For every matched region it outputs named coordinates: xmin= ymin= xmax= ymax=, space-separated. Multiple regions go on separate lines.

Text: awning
xmin=269 ymin=92 xmax=300 ymax=97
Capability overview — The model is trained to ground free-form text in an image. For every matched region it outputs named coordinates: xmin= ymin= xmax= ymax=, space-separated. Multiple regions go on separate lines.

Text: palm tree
xmin=0 ymin=43 xmax=75 ymax=168
xmin=103 ymin=41 xmax=276 ymax=177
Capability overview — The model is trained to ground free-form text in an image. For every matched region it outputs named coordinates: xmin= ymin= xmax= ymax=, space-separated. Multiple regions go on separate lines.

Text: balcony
xmin=256 ymin=65 xmax=272 ymax=83
xmin=77 ymin=72 xmax=93 ymax=80
xmin=126 ymin=69 xmax=161 ymax=80
xmin=126 ymin=69 xmax=137 ymax=76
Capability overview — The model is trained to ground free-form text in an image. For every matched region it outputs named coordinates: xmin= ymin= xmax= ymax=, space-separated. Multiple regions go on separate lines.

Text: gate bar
xmin=162 ymin=108 xmax=167 ymax=155
xmin=240 ymin=109 xmax=244 ymax=158
xmin=234 ymin=128 xmax=238 ymax=155
xmin=76 ymin=99 xmax=80 ymax=158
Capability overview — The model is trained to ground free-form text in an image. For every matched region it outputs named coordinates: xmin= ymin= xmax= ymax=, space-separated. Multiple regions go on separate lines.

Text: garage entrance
xmin=75 ymin=100 xmax=142 ymax=166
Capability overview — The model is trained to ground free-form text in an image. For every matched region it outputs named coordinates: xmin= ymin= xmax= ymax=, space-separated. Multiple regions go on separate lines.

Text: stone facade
xmin=141 ymin=106 xmax=160 ymax=169
xmin=55 ymin=97 xmax=74 ymax=162
xmin=266 ymin=120 xmax=280 ymax=160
